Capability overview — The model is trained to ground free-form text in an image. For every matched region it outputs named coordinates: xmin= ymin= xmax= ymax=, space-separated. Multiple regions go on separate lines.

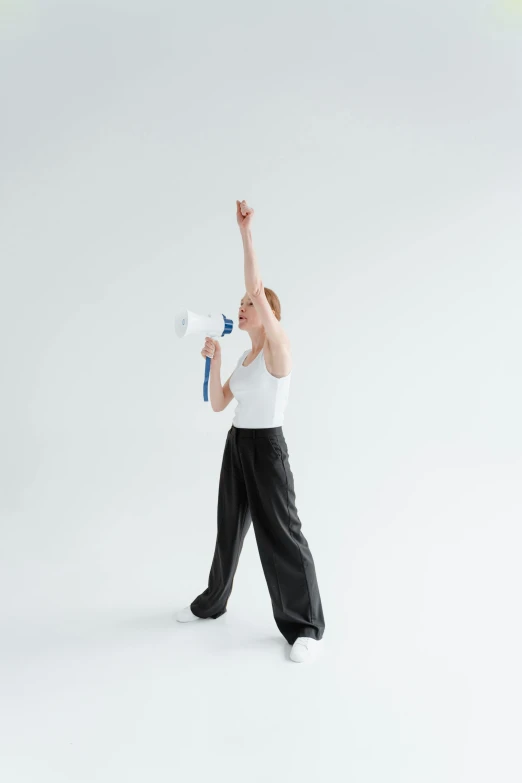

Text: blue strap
xmin=203 ymin=315 xmax=233 ymax=401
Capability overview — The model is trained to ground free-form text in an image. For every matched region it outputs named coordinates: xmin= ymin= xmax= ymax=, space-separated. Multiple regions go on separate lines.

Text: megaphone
xmin=175 ymin=308 xmax=234 ymax=401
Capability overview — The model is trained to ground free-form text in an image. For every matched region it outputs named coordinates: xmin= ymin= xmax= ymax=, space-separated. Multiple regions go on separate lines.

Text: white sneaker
xmin=290 ymin=636 xmax=323 ymax=663
xmin=175 ymin=605 xmax=201 ymax=623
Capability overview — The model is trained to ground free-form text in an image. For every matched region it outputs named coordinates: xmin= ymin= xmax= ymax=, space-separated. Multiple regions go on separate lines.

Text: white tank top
xmin=229 ymin=347 xmax=291 ymax=428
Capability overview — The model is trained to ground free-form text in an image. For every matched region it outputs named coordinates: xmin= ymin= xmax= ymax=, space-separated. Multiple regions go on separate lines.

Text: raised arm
xmin=236 ymin=200 xmax=290 ymax=350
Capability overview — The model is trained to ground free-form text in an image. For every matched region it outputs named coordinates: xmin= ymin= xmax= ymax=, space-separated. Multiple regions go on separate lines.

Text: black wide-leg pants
xmin=190 ymin=424 xmax=325 ymax=645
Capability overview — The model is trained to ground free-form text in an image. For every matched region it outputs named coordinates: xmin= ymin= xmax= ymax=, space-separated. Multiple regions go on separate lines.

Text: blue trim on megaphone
xmin=203 ymin=314 xmax=233 ymax=402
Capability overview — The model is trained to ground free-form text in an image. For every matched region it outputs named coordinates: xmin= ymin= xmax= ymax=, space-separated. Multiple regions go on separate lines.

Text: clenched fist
xmin=201 ymin=337 xmax=221 ymax=362
xmin=236 ymin=199 xmax=254 ymax=232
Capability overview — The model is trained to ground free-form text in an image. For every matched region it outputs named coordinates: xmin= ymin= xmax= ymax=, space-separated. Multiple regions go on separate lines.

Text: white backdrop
xmin=1 ymin=1 xmax=521 ymax=781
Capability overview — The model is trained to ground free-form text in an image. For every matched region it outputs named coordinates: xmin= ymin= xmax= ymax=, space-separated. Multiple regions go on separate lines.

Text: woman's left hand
xmin=236 ymin=200 xmax=254 ymax=232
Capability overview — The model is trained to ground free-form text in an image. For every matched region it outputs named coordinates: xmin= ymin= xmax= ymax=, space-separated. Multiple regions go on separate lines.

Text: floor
xmin=1 ymin=585 xmax=510 ymax=782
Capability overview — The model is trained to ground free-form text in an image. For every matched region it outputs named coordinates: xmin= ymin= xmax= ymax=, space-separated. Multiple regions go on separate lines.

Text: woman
xmin=176 ymin=200 xmax=325 ymax=663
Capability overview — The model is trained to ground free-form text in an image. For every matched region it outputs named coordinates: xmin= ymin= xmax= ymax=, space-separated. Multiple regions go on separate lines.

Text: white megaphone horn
xmin=175 ymin=308 xmax=234 ymax=401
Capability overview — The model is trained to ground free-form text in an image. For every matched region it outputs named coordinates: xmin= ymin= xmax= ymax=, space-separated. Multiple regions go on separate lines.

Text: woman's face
xmin=238 ymin=293 xmax=262 ymax=330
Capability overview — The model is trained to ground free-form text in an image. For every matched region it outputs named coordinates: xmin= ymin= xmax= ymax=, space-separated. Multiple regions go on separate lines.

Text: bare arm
xmin=241 ymin=228 xmax=262 ymax=295
xmin=236 ymin=201 xmax=262 ymax=294
xmin=210 ymin=363 xmax=235 ymax=412
xmin=236 ymin=201 xmax=289 ymax=351
xmin=219 ymin=375 xmax=235 ymax=411
xmin=203 ymin=338 xmax=236 ymax=412
xmin=208 ymin=357 xmax=224 ymax=412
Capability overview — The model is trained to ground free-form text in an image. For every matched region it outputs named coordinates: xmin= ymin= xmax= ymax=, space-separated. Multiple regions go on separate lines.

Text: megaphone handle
xmin=203 ymin=354 xmax=211 ymax=402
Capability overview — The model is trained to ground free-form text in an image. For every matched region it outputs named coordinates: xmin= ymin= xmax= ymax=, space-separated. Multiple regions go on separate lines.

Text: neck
xmin=249 ymin=328 xmax=265 ymax=354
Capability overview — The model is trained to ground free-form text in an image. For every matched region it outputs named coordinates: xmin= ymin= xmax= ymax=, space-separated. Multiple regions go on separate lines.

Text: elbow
xmin=247 ymin=280 xmax=263 ymax=297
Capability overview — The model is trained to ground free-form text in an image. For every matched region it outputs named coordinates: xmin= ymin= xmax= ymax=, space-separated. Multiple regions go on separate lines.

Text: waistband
xmin=229 ymin=424 xmax=283 ymax=438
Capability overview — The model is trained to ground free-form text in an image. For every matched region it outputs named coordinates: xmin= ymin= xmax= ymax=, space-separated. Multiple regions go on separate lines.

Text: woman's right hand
xmin=201 ymin=337 xmax=221 ymax=363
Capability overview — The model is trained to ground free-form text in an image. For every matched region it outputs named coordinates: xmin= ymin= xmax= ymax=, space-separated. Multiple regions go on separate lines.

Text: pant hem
xmin=190 ymin=603 xmax=227 ymax=620
xmin=288 ymin=629 xmax=324 ymax=644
